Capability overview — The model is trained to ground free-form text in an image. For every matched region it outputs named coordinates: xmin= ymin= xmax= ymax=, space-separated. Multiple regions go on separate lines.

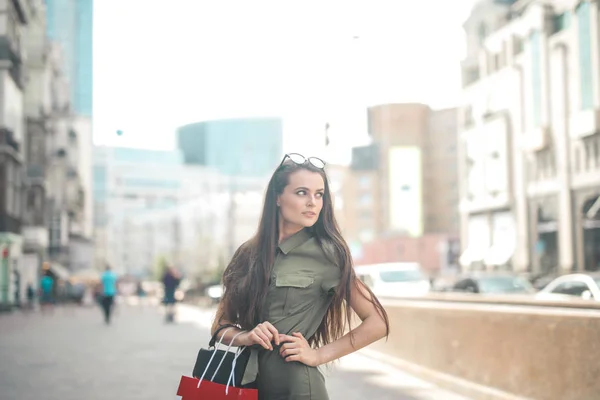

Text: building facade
xmin=128 ymin=173 xmax=267 ymax=281
xmin=342 ymin=103 xmax=460 ymax=275
xmin=45 ymin=0 xmax=93 ymax=117
xmin=92 ymin=147 xmax=185 ymax=274
xmin=93 ymin=145 xmax=269 ymax=278
xmin=459 ymin=0 xmax=600 ymax=274
xmin=177 ymin=117 xmax=283 ymax=177
xmin=344 ymin=104 xmax=460 ymax=241
xmin=0 ymin=0 xmax=91 ymax=308
xmin=0 ymin=0 xmax=30 ymax=309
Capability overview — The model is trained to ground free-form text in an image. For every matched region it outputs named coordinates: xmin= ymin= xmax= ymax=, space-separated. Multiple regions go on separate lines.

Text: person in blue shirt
xmin=100 ymin=266 xmax=118 ymax=324
xmin=40 ymin=272 xmax=55 ymax=313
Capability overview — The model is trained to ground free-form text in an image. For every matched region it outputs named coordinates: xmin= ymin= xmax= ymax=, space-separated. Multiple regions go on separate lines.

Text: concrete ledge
xmin=369 ymin=299 xmax=600 ymax=400
xmin=382 ymin=292 xmax=600 ymax=310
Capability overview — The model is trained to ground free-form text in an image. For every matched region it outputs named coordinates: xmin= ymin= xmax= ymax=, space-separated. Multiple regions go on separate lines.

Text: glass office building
xmin=177 ymin=118 xmax=283 ymax=178
xmin=46 ymin=0 xmax=93 ymax=117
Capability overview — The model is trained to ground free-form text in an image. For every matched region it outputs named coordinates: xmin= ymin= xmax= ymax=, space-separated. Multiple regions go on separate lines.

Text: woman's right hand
xmin=239 ymin=321 xmax=280 ymax=350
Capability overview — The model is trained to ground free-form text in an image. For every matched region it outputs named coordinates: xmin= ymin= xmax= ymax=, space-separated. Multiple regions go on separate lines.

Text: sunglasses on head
xmin=278 ymin=153 xmax=326 ymax=169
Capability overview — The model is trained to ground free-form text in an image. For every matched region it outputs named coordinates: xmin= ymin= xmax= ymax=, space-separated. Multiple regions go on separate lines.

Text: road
xmin=0 ymin=302 xmax=469 ymax=400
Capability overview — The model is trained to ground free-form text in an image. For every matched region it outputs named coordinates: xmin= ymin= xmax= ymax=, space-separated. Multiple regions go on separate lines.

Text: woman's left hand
xmin=278 ymin=332 xmax=321 ymax=367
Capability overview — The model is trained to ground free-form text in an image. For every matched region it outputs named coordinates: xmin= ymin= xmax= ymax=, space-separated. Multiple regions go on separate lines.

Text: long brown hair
xmin=218 ymin=158 xmax=390 ymax=348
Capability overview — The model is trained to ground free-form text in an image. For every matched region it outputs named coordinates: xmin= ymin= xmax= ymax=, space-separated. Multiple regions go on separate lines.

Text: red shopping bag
xmin=177 ymin=375 xmax=258 ymax=400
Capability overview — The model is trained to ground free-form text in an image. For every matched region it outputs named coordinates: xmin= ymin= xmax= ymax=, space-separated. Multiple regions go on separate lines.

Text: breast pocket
xmin=275 ymin=273 xmax=315 ymax=315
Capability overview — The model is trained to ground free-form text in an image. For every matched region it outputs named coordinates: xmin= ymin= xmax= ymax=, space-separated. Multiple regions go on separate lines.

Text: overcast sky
xmin=93 ymin=0 xmax=477 ymax=163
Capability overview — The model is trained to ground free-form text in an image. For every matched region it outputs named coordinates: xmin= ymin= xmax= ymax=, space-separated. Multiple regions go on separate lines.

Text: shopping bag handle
xmin=225 ymin=346 xmax=247 ymax=395
xmin=197 ymin=328 xmax=246 ymax=389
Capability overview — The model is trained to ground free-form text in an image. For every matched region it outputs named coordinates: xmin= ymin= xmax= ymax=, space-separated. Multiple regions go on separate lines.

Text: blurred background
xmin=1 ymin=0 xmax=600 ymax=399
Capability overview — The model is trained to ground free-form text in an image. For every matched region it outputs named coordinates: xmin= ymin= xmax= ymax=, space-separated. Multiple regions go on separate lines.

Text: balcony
xmin=0 ymin=213 xmax=21 ymax=234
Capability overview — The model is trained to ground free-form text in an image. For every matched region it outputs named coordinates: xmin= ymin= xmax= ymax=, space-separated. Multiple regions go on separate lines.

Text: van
xmin=354 ymin=262 xmax=431 ymax=298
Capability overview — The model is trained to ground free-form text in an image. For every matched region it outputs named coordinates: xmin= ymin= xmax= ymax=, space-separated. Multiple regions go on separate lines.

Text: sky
xmin=93 ymin=0 xmax=477 ymax=163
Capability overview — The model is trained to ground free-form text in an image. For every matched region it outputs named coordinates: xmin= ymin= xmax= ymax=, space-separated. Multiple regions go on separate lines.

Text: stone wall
xmin=369 ymin=297 xmax=600 ymax=400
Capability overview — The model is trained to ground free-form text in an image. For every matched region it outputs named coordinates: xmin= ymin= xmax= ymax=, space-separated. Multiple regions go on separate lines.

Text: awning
xmin=70 ymin=268 xmax=101 ymax=281
xmin=47 ymin=262 xmax=70 ymax=280
xmin=459 ymin=246 xmax=486 ymax=267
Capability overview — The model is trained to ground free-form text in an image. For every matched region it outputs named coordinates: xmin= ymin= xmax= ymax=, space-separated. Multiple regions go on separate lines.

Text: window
xmin=530 ymin=31 xmax=542 ymax=127
xmin=551 ymin=280 xmax=591 ymax=297
xmin=477 ymin=23 xmax=488 ymax=45
xmin=5 ymin=162 xmax=14 ymax=215
xmin=552 ymin=12 xmax=571 ymax=33
xmin=577 ymin=2 xmax=593 ymax=109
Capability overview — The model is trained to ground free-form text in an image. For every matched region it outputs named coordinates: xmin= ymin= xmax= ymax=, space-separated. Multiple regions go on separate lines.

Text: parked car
xmin=535 ymin=273 xmax=600 ymax=301
xmin=206 ymin=284 xmax=223 ymax=304
xmin=447 ymin=272 xmax=536 ymax=295
xmin=354 ymin=262 xmax=431 ymax=298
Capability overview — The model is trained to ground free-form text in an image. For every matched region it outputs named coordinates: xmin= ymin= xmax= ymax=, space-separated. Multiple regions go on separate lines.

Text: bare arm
xmin=210 ymin=301 xmax=245 ymax=346
xmin=279 ymin=279 xmax=388 ymax=366
xmin=315 ymin=279 xmax=387 ymax=365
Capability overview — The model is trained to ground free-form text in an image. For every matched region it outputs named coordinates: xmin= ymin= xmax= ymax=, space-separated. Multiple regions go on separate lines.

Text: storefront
xmin=530 ymin=196 xmax=560 ymax=275
xmin=0 ymin=233 xmax=23 ymax=310
xmin=582 ymin=194 xmax=600 ymax=271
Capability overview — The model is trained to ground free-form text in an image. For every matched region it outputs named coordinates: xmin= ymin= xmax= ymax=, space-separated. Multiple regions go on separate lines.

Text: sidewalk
xmin=0 ymin=303 xmax=470 ymax=400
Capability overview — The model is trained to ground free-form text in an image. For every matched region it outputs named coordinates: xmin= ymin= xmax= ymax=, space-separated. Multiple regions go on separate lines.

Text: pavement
xmin=0 ymin=301 xmax=470 ymax=400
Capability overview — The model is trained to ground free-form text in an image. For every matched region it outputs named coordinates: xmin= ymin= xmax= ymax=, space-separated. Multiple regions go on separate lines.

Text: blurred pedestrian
xmin=162 ymin=266 xmax=181 ymax=323
xmin=39 ymin=271 xmax=55 ymax=314
xmin=211 ymin=153 xmax=390 ymax=398
xmin=100 ymin=266 xmax=118 ymax=325
xmin=136 ymin=281 xmax=148 ymax=308
xmin=26 ymin=283 xmax=35 ymax=312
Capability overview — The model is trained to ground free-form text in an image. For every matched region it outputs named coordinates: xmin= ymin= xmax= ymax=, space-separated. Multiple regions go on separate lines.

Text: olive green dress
xmin=243 ymin=228 xmax=341 ymax=400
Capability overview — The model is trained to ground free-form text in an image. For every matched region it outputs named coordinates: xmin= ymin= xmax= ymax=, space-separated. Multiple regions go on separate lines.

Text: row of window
xmin=529 ymin=134 xmax=600 ymax=183
xmin=467 ymin=2 xmax=595 ymax=127
xmin=574 ymin=134 xmax=600 ymax=173
xmin=2 ymin=161 xmax=23 ymax=219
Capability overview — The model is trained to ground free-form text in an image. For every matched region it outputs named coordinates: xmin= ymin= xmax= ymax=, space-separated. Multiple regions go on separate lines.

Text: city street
xmin=0 ymin=302 xmax=469 ymax=400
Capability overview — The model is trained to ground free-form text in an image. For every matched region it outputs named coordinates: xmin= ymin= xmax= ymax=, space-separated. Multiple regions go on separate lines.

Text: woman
xmin=211 ymin=153 xmax=390 ymax=399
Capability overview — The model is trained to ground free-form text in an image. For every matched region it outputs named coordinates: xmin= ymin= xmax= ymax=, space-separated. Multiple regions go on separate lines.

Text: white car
xmin=536 ymin=273 xmax=600 ymax=301
xmin=354 ymin=262 xmax=431 ymax=298
xmin=206 ymin=284 xmax=224 ymax=304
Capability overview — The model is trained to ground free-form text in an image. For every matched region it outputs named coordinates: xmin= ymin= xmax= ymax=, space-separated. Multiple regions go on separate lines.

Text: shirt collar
xmin=278 ymin=228 xmax=312 ymax=255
